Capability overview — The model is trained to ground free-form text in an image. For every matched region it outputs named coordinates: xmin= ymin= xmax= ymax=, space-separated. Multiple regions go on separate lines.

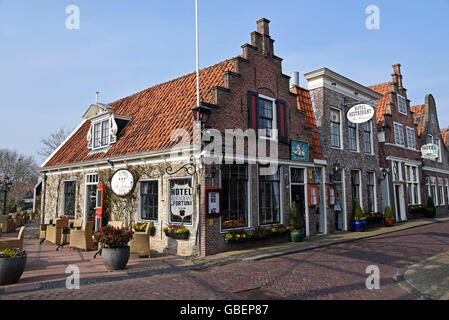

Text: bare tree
xmin=38 ymin=127 xmax=72 ymax=161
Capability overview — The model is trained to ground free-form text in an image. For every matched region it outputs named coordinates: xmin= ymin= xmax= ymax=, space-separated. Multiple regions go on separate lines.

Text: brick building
xmin=411 ymin=94 xmax=449 ymax=216
xmin=304 ymin=68 xmax=383 ymax=233
xmin=369 ymin=64 xmax=423 ymax=221
xmin=38 ymin=18 xmax=325 ymax=257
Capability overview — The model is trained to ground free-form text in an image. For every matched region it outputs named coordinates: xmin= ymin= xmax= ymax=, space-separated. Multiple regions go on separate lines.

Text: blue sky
xmin=1 ymin=0 xmax=448 ymax=163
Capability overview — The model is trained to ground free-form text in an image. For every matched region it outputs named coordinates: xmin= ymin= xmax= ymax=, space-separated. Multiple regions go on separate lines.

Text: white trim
xmin=91 ymin=117 xmax=111 ymax=150
xmin=422 ymin=166 xmax=449 ymax=175
xmin=393 ymin=122 xmax=405 ymax=147
xmin=385 ymin=156 xmax=422 ymax=166
xmin=41 ymin=120 xmax=87 ymax=167
xmin=406 ymin=126 xmax=416 ymax=149
xmin=330 ymin=107 xmax=343 ymax=150
xmin=258 ymin=94 xmax=278 ymax=141
xmin=397 ymin=94 xmax=407 ymax=115
xmin=383 ymin=143 xmax=418 ymax=152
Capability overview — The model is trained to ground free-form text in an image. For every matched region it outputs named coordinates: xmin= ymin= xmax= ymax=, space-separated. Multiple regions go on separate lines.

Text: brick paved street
xmin=1 ymin=221 xmax=449 ymax=300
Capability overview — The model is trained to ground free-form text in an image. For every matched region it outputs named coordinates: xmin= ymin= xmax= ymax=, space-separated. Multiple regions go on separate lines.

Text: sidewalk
xmin=396 ymin=251 xmax=449 ymax=300
xmin=199 ymin=217 xmax=449 ymax=267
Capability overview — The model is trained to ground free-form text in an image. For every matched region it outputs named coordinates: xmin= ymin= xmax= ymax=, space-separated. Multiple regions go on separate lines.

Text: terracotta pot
xmin=384 ymin=219 xmax=394 ymax=227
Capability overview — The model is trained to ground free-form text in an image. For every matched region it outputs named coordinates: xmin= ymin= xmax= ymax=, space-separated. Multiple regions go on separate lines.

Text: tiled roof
xmin=368 ymin=82 xmax=390 ymax=126
xmin=441 ymin=128 xmax=449 ymax=147
xmin=44 ymin=58 xmax=237 ymax=167
xmin=411 ymin=104 xmax=426 ymax=136
xmin=292 ymin=86 xmax=324 ymax=160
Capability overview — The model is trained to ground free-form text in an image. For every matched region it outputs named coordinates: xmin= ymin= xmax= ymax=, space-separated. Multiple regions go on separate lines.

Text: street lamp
xmin=0 ymin=176 xmax=13 ymax=215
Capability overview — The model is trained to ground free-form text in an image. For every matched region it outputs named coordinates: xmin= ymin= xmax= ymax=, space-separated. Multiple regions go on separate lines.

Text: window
xmin=438 ymin=184 xmax=444 ymax=206
xmin=392 ymin=161 xmax=401 ymax=181
xmin=169 ymin=179 xmax=192 ymax=224
xmin=351 ymin=170 xmax=361 ymax=202
xmin=140 ymin=181 xmax=158 ymax=221
xmin=394 ymin=122 xmax=405 ymax=146
xmin=430 ymin=177 xmax=437 ymax=205
xmin=221 ymin=165 xmax=248 ymax=230
xmin=63 ymin=181 xmax=76 ymax=216
xmin=348 ymin=120 xmax=358 ymax=151
xmin=93 ymin=119 xmax=110 ymax=149
xmin=434 ymin=137 xmax=442 ymax=162
xmin=427 ymin=134 xmax=433 ymax=144
xmin=406 ymin=127 xmax=416 ymax=149
xmin=259 ymin=97 xmax=274 ymax=138
xmin=85 ymin=174 xmax=98 ymax=220
xmin=367 ymin=172 xmax=375 ymax=213
xmin=330 ymin=108 xmax=341 ymax=148
xmin=363 ymin=121 xmax=372 ymax=154
xmin=259 ymin=167 xmax=280 ymax=225
xmin=404 ymin=165 xmax=420 ymax=205
xmin=445 ymin=180 xmax=449 ymax=206
xmin=398 ymin=95 xmax=407 ymax=114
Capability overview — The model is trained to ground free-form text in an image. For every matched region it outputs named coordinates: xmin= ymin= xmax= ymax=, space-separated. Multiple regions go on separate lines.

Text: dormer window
xmin=93 ymin=119 xmax=110 ymax=149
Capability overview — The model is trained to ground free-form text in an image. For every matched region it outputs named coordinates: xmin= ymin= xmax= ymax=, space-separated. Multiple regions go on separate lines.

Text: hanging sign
xmin=291 ymin=140 xmax=309 ymax=161
xmin=170 ymin=183 xmax=193 ymax=219
xmin=111 ymin=169 xmax=134 ymax=196
xmin=347 ymin=104 xmax=374 ymax=124
xmin=421 ymin=144 xmax=439 ymax=160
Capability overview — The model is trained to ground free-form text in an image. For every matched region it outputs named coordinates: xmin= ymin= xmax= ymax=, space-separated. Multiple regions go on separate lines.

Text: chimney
xmin=392 ymin=64 xmax=403 ymax=88
xmin=290 ymin=71 xmax=300 ymax=88
xmin=393 ymin=63 xmax=401 ymax=75
xmin=251 ymin=18 xmax=274 ymax=56
xmin=257 ymin=18 xmax=270 ymax=35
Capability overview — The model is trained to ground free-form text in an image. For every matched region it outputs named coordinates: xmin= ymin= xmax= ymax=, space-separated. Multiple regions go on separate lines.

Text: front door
xmin=394 ymin=184 xmax=406 ymax=221
xmin=291 ymin=185 xmax=305 ymax=224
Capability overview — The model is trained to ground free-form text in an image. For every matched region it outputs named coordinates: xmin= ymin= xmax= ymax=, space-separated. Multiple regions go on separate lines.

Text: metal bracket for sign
xmin=165 ymin=155 xmax=197 ymax=176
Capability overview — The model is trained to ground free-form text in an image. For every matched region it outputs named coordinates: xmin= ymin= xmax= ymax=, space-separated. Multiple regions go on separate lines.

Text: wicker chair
xmin=0 ymin=215 xmax=15 ymax=233
xmin=129 ymin=223 xmax=150 ymax=258
xmin=0 ymin=224 xmax=2 ymax=237
xmin=69 ymin=221 xmax=94 ymax=252
xmin=9 ymin=213 xmax=23 ymax=228
xmin=46 ymin=218 xmax=69 ymax=245
xmin=39 ymin=224 xmax=47 ymax=243
xmin=0 ymin=227 xmax=26 ymax=251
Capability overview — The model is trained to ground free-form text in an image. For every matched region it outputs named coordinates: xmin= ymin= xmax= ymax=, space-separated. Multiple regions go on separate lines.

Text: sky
xmin=1 ymin=0 xmax=448 ymax=164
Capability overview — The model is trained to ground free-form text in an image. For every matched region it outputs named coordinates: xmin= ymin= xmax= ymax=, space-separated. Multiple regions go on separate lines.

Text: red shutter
xmin=276 ymin=100 xmax=288 ymax=143
xmin=248 ymin=91 xmax=259 ymax=131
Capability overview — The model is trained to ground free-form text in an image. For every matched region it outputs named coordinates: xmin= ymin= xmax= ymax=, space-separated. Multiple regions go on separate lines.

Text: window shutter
xmin=248 ymin=91 xmax=259 ymax=131
xmin=276 ymin=99 xmax=288 ymax=143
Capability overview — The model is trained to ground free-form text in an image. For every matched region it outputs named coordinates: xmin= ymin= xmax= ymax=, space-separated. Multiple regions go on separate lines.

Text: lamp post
xmin=0 ymin=176 xmax=13 ymax=215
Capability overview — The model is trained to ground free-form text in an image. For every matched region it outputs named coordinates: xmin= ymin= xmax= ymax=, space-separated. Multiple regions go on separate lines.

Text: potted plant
xmin=94 ymin=225 xmax=134 ymax=270
xmin=384 ymin=206 xmax=394 ymax=227
xmin=289 ymin=202 xmax=305 ymax=242
xmin=425 ymin=197 xmax=437 ymax=218
xmin=0 ymin=248 xmax=27 ymax=285
xmin=350 ymin=198 xmax=366 ymax=232
xmin=163 ymin=224 xmax=190 ymax=240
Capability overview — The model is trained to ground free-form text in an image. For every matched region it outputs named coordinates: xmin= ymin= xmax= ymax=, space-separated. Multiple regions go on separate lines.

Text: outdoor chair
xmin=129 ymin=223 xmax=150 ymax=258
xmin=69 ymin=221 xmax=94 ymax=252
xmin=0 ymin=215 xmax=15 ymax=233
xmin=45 ymin=218 xmax=69 ymax=245
xmin=0 ymin=226 xmax=26 ymax=251
xmin=9 ymin=213 xmax=23 ymax=228
xmin=39 ymin=224 xmax=47 ymax=243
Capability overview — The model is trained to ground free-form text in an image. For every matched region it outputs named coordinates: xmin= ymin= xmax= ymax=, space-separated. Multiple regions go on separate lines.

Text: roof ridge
xmin=108 ymin=57 xmax=238 ymax=107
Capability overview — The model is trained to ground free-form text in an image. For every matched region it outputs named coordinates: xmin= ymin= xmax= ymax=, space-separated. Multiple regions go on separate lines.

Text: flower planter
xmin=290 ymin=230 xmax=304 ymax=242
xmin=384 ymin=219 xmax=394 ymax=227
xmin=165 ymin=231 xmax=189 ymax=240
xmin=102 ymin=246 xmax=130 ymax=270
xmin=350 ymin=220 xmax=366 ymax=232
xmin=0 ymin=254 xmax=27 ymax=285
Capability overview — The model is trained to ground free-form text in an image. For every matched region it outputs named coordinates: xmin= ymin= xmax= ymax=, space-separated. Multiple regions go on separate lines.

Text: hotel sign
xmin=347 ymin=104 xmax=374 ymax=124
xmin=111 ymin=169 xmax=134 ymax=196
xmin=170 ymin=183 xmax=193 ymax=219
xmin=421 ymin=143 xmax=439 ymax=160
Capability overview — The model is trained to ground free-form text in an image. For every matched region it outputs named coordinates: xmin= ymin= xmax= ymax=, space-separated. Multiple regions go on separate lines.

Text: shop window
xmin=169 ymin=178 xmax=192 ymax=224
xmin=438 ymin=184 xmax=444 ymax=206
xmin=308 ymin=184 xmax=319 ymax=206
xmin=140 ymin=181 xmax=158 ymax=221
xmin=259 ymin=167 xmax=280 ymax=225
xmin=330 ymin=108 xmax=341 ymax=148
xmin=63 ymin=181 xmax=76 ymax=216
xmin=221 ymin=165 xmax=248 ymax=229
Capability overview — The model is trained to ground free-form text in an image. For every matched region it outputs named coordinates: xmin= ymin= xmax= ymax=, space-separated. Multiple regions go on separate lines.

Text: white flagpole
xmin=195 ymin=0 xmax=200 ymax=108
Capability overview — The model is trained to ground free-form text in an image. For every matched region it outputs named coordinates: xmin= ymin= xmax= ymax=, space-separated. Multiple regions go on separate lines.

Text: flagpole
xmin=195 ymin=0 xmax=200 ymax=108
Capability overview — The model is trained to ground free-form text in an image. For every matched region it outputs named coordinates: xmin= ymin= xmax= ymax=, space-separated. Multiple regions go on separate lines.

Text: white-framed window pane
xmin=140 ymin=181 xmax=158 ymax=221
xmin=398 ymin=95 xmax=407 ymax=114
xmin=93 ymin=123 xmax=101 ymax=148
xmin=348 ymin=120 xmax=357 ymax=151
xmin=364 ymin=121 xmax=372 ymax=154
xmin=330 ymin=109 xmax=341 ymax=148
xmin=101 ymin=120 xmax=109 ymax=146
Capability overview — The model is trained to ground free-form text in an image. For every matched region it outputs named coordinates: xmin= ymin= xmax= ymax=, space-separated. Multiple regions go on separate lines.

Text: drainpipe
xmin=41 ymin=173 xmax=47 ymax=224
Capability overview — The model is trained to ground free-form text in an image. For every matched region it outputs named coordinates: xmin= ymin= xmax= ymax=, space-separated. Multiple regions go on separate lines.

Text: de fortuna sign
xmin=170 ymin=184 xmax=193 ymax=219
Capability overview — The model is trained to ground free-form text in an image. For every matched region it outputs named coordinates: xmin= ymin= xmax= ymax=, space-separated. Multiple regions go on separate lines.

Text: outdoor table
xmin=56 ymin=227 xmax=71 ymax=251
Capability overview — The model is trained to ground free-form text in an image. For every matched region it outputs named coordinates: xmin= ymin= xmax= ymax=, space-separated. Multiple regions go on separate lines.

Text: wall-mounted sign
xmin=291 ymin=140 xmax=309 ymax=161
xmin=170 ymin=183 xmax=193 ymax=219
xmin=205 ymin=188 xmax=222 ymax=218
xmin=421 ymin=143 xmax=439 ymax=160
xmin=111 ymin=169 xmax=134 ymax=196
xmin=347 ymin=104 xmax=374 ymax=124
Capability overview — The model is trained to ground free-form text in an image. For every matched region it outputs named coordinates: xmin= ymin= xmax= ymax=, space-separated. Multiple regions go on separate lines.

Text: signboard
xmin=347 ymin=104 xmax=374 ymax=124
xmin=111 ymin=169 xmax=134 ymax=196
xmin=421 ymin=143 xmax=439 ymax=160
xmin=205 ymin=188 xmax=222 ymax=218
xmin=291 ymin=140 xmax=309 ymax=161
xmin=170 ymin=183 xmax=193 ymax=219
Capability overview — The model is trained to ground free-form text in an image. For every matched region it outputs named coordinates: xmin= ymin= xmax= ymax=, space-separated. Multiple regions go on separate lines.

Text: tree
xmin=38 ymin=127 xmax=72 ymax=161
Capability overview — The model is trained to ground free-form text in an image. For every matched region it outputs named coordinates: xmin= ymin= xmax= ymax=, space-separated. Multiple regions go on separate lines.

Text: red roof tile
xmin=441 ymin=128 xmax=449 ymax=147
xmin=411 ymin=104 xmax=425 ymax=136
xmin=44 ymin=58 xmax=237 ymax=167
xmin=368 ymin=82 xmax=390 ymax=126
xmin=292 ymin=86 xmax=323 ymax=160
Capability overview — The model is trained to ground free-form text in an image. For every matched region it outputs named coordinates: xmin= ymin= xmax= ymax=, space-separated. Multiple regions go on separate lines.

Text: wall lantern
xmin=379 ymin=168 xmax=389 ymax=180
xmin=329 ymin=161 xmax=342 ymax=182
xmin=192 ymin=101 xmax=214 ymax=124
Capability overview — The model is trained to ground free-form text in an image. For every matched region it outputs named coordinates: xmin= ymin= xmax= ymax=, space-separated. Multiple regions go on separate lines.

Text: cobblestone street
xmin=2 ymin=221 xmax=448 ymax=300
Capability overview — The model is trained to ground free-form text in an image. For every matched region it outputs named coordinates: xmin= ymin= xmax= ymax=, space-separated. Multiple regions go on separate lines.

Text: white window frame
xmin=138 ymin=179 xmax=160 ymax=223
xmin=434 ymin=137 xmax=442 ymax=163
xmin=406 ymin=126 xmax=416 ymax=149
xmin=62 ymin=180 xmax=77 ymax=217
xmin=392 ymin=161 xmax=403 ymax=182
xmin=84 ymin=173 xmax=99 ymax=227
xmin=393 ymin=122 xmax=405 ymax=147
xmin=92 ymin=118 xmax=110 ymax=150
xmin=363 ymin=120 xmax=373 ymax=155
xmin=398 ymin=94 xmax=407 ymax=115
xmin=347 ymin=120 xmax=359 ymax=152
xmin=330 ymin=107 xmax=343 ymax=150
xmin=367 ymin=171 xmax=377 ymax=213
xmin=438 ymin=183 xmax=445 ymax=206
xmin=258 ymin=94 xmax=278 ymax=141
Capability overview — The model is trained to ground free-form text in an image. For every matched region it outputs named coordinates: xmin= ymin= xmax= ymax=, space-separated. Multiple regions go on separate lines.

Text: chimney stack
xmin=290 ymin=71 xmax=300 ymax=88
xmin=251 ymin=18 xmax=274 ymax=56
xmin=392 ymin=64 xmax=403 ymax=88
xmin=257 ymin=18 xmax=270 ymax=35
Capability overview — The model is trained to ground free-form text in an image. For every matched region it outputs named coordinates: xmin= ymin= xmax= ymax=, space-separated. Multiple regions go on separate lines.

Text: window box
xmin=163 ymin=225 xmax=189 ymax=240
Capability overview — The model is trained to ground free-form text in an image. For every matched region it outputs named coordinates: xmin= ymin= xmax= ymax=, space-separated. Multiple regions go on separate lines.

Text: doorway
xmin=291 ymin=184 xmax=305 ymax=224
xmin=394 ymin=184 xmax=406 ymax=221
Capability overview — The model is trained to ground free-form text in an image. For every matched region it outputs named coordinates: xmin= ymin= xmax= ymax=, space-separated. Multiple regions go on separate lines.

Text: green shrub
xmin=426 ymin=197 xmax=436 ymax=218
xmin=385 ymin=206 xmax=393 ymax=220
xmin=351 ymin=198 xmax=365 ymax=221
xmin=289 ymin=202 xmax=304 ymax=231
